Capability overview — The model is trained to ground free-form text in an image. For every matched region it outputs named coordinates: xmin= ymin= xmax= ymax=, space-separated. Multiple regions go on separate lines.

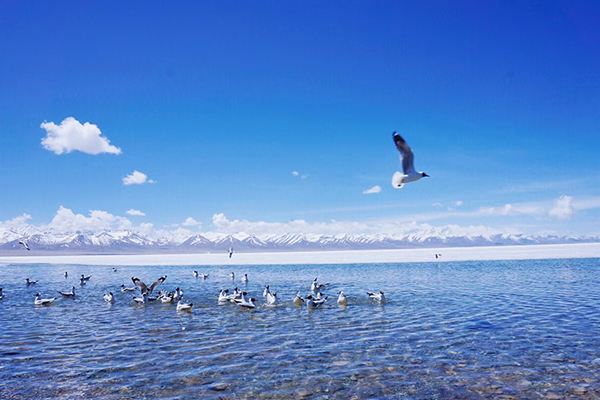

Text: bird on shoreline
xmin=391 ymin=132 xmax=429 ymax=188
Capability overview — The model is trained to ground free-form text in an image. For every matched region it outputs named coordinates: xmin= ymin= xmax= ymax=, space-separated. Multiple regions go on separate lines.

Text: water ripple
xmin=1 ymin=259 xmax=600 ymax=399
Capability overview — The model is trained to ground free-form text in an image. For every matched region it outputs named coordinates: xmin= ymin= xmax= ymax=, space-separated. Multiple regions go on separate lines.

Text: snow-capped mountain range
xmin=0 ymin=225 xmax=598 ymax=254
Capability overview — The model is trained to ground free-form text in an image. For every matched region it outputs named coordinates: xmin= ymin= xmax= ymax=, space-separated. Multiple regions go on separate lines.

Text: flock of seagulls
xmin=3 ymin=271 xmax=387 ymax=312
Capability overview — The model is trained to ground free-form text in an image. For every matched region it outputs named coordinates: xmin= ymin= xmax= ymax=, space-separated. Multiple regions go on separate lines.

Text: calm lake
xmin=1 ymin=258 xmax=599 ymax=399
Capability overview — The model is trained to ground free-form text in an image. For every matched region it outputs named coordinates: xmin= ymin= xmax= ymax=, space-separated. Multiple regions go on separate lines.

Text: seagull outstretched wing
xmin=149 ymin=275 xmax=167 ymax=294
xmin=132 ymin=277 xmax=149 ymax=294
xmin=393 ymin=132 xmax=415 ymax=174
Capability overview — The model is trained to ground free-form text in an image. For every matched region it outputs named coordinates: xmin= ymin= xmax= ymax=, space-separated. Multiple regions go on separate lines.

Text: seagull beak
xmin=423 ymin=173 xmax=430 ymax=177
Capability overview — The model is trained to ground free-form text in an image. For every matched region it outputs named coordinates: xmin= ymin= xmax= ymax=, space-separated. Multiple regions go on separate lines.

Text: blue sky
xmin=1 ymin=1 xmax=599 ymax=236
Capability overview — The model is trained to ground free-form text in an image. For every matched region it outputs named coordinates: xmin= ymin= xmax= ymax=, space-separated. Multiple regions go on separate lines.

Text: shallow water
xmin=1 ymin=258 xmax=600 ymax=399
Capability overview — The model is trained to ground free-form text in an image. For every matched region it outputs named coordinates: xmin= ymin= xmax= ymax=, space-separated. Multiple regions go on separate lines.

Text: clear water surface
xmin=1 ymin=258 xmax=599 ymax=399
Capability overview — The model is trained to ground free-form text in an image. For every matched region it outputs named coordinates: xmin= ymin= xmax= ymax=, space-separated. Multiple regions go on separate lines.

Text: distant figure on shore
xmin=435 ymin=253 xmax=442 ymax=259
xmin=228 ymin=247 xmax=233 ymax=258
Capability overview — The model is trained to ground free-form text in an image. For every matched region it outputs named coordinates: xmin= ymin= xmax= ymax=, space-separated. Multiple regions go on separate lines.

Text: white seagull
xmin=391 ymin=132 xmax=429 ymax=188
xmin=132 ymin=275 xmax=167 ymax=295
xmin=367 ymin=291 xmax=386 ymax=303
xmin=199 ymin=273 xmax=209 ymax=279
xmin=305 ymin=294 xmax=327 ymax=309
xmin=80 ymin=275 xmax=91 ymax=285
xmin=218 ymin=289 xmax=230 ymax=303
xmin=193 ymin=271 xmax=199 ymax=278
xmin=34 ymin=293 xmax=56 ymax=305
xmin=241 ymin=273 xmax=248 ymax=283
xmin=0 ymin=288 xmax=4 ymax=300
xmin=132 ymin=293 xmax=148 ymax=304
xmin=337 ymin=291 xmax=348 ymax=306
xmin=266 ymin=291 xmax=277 ymax=305
xmin=263 ymin=285 xmax=270 ymax=297
xmin=19 ymin=240 xmax=30 ymax=251
xmin=237 ymin=294 xmax=256 ymax=309
xmin=103 ymin=292 xmax=115 ymax=303
xmin=293 ymin=291 xmax=304 ymax=306
xmin=64 ymin=271 xmax=68 ymax=278
xmin=176 ymin=299 xmax=193 ymax=312
xmin=25 ymin=278 xmax=38 ymax=286
xmin=229 ymin=272 xmax=235 ymax=280
xmin=58 ymin=287 xmax=76 ymax=297
xmin=121 ymin=284 xmax=136 ymax=293
xmin=173 ymin=287 xmax=184 ymax=302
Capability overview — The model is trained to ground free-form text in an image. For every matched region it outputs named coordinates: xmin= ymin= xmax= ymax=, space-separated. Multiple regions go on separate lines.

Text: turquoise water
xmin=1 ymin=259 xmax=599 ymax=399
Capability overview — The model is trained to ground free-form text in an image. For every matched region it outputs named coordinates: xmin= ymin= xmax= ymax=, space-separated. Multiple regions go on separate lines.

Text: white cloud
xmin=40 ymin=117 xmax=121 ymax=155
xmin=126 ymin=209 xmax=146 ymax=216
xmin=123 ymin=170 xmax=155 ymax=185
xmin=292 ymin=171 xmax=308 ymax=179
xmin=210 ymin=213 xmax=515 ymax=237
xmin=363 ymin=185 xmax=382 ymax=194
xmin=1 ymin=213 xmax=33 ymax=227
xmin=549 ymin=195 xmax=574 ymax=219
xmin=50 ymin=206 xmax=132 ymax=231
xmin=454 ymin=201 xmax=463 ymax=207
xmin=182 ymin=217 xmax=201 ymax=227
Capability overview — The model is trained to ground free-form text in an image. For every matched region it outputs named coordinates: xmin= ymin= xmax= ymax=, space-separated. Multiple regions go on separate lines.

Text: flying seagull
xmin=392 ymin=132 xmax=429 ymax=188
xmin=19 ymin=240 xmax=30 ymax=251
xmin=132 ymin=275 xmax=167 ymax=295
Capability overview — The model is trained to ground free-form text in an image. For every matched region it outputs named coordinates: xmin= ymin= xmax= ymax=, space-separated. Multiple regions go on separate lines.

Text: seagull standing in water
xmin=391 ymin=132 xmax=429 ymax=188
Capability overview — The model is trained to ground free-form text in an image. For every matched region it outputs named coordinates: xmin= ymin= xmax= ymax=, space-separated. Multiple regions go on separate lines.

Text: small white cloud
xmin=126 ymin=209 xmax=146 ymax=216
xmin=182 ymin=217 xmax=200 ymax=227
xmin=432 ymin=202 xmax=443 ymax=207
xmin=549 ymin=195 xmax=574 ymax=219
xmin=123 ymin=171 xmax=155 ymax=185
xmin=363 ymin=185 xmax=382 ymax=194
xmin=1 ymin=213 xmax=33 ymax=227
xmin=454 ymin=201 xmax=463 ymax=207
xmin=40 ymin=117 xmax=121 ymax=155
xmin=292 ymin=171 xmax=299 ymax=176
xmin=49 ymin=206 xmax=132 ymax=231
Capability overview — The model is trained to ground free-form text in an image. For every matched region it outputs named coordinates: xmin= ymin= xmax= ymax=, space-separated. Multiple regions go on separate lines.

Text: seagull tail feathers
xmin=392 ymin=172 xmax=405 ymax=189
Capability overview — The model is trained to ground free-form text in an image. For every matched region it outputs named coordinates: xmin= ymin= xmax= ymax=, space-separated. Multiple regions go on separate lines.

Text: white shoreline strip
xmin=0 ymin=243 xmax=599 ymax=266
